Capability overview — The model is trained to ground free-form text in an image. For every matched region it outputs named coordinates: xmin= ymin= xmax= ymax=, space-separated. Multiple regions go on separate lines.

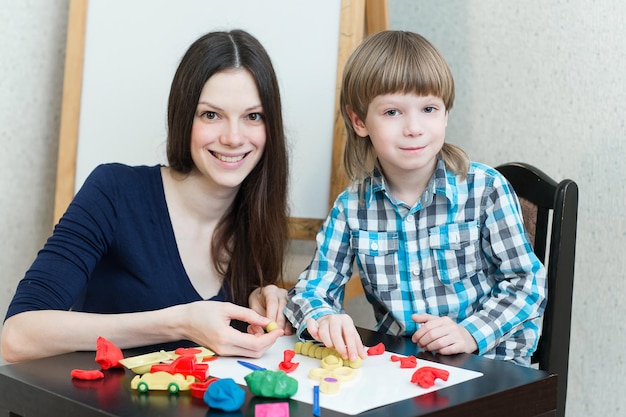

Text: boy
xmin=285 ymin=31 xmax=546 ymax=367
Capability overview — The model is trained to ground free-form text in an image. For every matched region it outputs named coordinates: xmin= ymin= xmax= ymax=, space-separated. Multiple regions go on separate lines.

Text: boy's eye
xmin=384 ymin=109 xmax=400 ymax=116
xmin=423 ymin=106 xmax=436 ymax=113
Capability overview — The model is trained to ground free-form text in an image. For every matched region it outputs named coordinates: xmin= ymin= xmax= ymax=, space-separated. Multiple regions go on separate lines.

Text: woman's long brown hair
xmin=166 ymin=30 xmax=289 ymax=306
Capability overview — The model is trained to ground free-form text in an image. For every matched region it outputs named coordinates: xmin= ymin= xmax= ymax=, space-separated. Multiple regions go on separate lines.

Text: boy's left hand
xmin=411 ymin=313 xmax=478 ymax=355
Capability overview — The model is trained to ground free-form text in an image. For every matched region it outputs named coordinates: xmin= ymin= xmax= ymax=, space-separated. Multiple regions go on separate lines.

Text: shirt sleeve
xmin=284 ymin=194 xmax=356 ymax=338
xmin=4 ymin=164 xmax=118 ymax=319
xmin=460 ymin=173 xmax=547 ymax=355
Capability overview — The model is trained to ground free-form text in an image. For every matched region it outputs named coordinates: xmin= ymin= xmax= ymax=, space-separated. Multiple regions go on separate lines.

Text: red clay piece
xmin=95 ymin=336 xmax=124 ymax=370
xmin=151 ymin=355 xmax=209 ymax=381
xmin=390 ymin=354 xmax=417 ymax=368
xmin=367 ymin=342 xmax=385 ymax=356
xmin=410 ymin=366 xmax=450 ymax=388
xmin=175 ymin=347 xmax=202 ymax=356
xmin=190 ymin=377 xmax=218 ymax=398
xmin=71 ymin=369 xmax=105 ymax=380
xmin=278 ymin=349 xmax=299 ymax=373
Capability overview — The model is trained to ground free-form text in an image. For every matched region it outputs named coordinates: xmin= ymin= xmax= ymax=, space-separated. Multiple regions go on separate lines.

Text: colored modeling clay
xmin=244 ymin=370 xmax=298 ymax=398
xmin=71 ymin=369 xmax=105 ymax=380
xmin=294 ymin=341 xmax=363 ymax=368
xmin=255 ymin=402 xmax=290 ymax=417
xmin=190 ymin=377 xmax=218 ymax=399
xmin=95 ymin=336 xmax=124 ymax=370
xmin=410 ymin=366 xmax=450 ymax=388
xmin=278 ymin=349 xmax=299 ymax=373
xmin=204 ymin=378 xmax=245 ymax=412
xmin=390 ymin=354 xmax=417 ymax=368
xmin=367 ymin=342 xmax=385 ymax=356
xmin=265 ymin=321 xmax=279 ymax=332
xmin=320 ymin=377 xmax=340 ymax=394
xmin=150 ymin=354 xmax=209 ymax=381
xmin=174 ymin=347 xmax=202 ymax=356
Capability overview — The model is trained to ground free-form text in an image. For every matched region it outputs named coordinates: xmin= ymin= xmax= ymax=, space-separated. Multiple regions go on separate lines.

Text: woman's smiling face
xmin=190 ymin=68 xmax=266 ymax=190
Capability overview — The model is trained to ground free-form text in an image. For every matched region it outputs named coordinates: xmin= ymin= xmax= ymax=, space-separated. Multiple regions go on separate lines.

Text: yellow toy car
xmin=130 ymin=371 xmax=195 ymax=394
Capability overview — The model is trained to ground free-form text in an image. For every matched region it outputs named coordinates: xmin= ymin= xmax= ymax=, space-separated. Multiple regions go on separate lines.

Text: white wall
xmin=387 ymin=1 xmax=625 ymax=416
xmin=0 ymin=1 xmax=69 ymax=358
xmin=1 ymin=1 xmax=625 ymax=416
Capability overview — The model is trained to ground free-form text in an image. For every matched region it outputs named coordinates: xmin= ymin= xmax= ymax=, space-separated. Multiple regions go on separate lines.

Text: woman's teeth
xmin=213 ymin=152 xmax=245 ymax=163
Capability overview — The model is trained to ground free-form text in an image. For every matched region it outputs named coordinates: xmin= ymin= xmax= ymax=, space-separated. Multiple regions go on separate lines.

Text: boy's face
xmin=349 ymin=93 xmax=448 ymax=182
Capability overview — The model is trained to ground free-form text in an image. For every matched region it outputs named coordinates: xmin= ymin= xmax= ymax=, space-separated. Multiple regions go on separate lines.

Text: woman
xmin=2 ymin=29 xmax=291 ymax=362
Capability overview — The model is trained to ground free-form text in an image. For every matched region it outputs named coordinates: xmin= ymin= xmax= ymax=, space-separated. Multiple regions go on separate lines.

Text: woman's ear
xmin=345 ymin=106 xmax=368 ymax=138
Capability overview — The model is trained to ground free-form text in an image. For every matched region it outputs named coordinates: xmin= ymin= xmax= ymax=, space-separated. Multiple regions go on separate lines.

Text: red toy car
xmin=150 ymin=355 xmax=208 ymax=381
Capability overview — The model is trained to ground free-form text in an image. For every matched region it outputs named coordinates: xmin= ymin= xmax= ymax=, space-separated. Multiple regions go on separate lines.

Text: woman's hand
xmin=248 ymin=285 xmax=293 ymax=335
xmin=411 ymin=313 xmax=478 ymax=355
xmin=183 ymin=301 xmax=284 ymax=358
xmin=306 ymin=314 xmax=367 ymax=362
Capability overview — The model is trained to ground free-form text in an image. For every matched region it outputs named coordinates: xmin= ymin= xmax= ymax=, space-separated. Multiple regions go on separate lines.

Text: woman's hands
xmin=248 ymin=284 xmax=293 ymax=335
xmin=305 ymin=314 xmax=367 ymax=362
xmin=182 ymin=300 xmax=284 ymax=358
xmin=411 ymin=313 xmax=478 ymax=355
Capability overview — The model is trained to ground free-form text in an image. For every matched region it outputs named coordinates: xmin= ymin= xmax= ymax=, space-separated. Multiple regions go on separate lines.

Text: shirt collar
xmin=366 ymin=156 xmax=457 ymax=209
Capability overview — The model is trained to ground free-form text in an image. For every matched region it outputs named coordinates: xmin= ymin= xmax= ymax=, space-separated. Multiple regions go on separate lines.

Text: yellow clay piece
xmin=345 ymin=356 xmax=362 ymax=369
xmin=294 ymin=341 xmax=303 ymax=354
xmin=332 ymin=366 xmax=356 ymax=382
xmin=308 ymin=367 xmax=331 ymax=381
xmin=265 ymin=321 xmax=279 ymax=332
xmin=321 ymin=354 xmax=342 ymax=370
xmin=320 ymin=377 xmax=341 ymax=394
xmin=119 ymin=350 xmax=173 ymax=374
xmin=301 ymin=341 xmax=314 ymax=356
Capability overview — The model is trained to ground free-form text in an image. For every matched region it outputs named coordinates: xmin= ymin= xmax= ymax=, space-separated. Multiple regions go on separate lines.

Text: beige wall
xmin=1 ymin=1 xmax=625 ymax=416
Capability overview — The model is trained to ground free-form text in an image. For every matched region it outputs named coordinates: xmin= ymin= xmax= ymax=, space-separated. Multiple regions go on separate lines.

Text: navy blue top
xmin=5 ymin=163 xmax=229 ymax=320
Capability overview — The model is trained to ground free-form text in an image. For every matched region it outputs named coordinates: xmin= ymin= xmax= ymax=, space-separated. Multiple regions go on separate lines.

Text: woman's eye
xmin=247 ymin=112 xmax=264 ymax=122
xmin=201 ymin=111 xmax=218 ymax=120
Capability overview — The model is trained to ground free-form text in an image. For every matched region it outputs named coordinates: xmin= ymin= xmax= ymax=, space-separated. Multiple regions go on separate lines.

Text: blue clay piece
xmin=204 ymin=378 xmax=245 ymax=412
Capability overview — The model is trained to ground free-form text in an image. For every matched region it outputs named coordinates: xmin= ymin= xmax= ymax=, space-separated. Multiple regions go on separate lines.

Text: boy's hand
xmin=411 ymin=313 xmax=478 ymax=355
xmin=305 ymin=314 xmax=367 ymax=361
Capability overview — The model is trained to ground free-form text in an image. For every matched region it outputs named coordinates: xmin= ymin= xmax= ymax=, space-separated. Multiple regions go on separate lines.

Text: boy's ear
xmin=345 ymin=106 xmax=368 ymax=137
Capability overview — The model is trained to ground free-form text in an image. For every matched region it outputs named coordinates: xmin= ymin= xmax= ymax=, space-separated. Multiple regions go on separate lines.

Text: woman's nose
xmin=220 ymin=121 xmax=245 ymax=146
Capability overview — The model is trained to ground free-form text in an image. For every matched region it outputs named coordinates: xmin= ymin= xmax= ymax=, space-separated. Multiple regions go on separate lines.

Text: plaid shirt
xmin=285 ymin=158 xmax=547 ymax=365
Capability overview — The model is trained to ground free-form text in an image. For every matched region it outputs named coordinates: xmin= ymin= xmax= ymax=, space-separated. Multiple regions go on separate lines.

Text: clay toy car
xmin=150 ymin=355 xmax=209 ymax=381
xmin=130 ymin=371 xmax=195 ymax=393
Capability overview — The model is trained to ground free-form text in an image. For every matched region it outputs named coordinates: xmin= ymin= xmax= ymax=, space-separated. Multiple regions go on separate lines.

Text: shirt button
xmin=405 ymin=215 xmax=413 ymax=223
xmin=371 ymin=242 xmax=379 ymax=251
xmin=412 ymin=269 xmax=420 ymax=276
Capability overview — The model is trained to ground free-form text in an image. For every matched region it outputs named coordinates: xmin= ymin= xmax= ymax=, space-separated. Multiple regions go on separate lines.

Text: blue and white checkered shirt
xmin=285 ymin=158 xmax=547 ymax=365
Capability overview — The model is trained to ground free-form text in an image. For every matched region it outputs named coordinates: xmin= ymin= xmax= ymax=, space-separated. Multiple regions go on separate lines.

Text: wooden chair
xmin=496 ymin=162 xmax=578 ymax=417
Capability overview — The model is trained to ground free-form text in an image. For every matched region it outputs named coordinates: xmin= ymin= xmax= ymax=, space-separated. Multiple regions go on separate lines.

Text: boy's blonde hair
xmin=340 ymin=30 xmax=469 ymax=181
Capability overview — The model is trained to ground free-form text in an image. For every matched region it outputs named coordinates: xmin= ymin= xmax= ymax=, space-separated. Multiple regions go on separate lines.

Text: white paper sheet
xmin=208 ymin=335 xmax=482 ymax=415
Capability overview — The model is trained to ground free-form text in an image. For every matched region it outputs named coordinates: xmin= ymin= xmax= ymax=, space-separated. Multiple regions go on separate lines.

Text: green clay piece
xmin=244 ymin=370 xmax=298 ymax=398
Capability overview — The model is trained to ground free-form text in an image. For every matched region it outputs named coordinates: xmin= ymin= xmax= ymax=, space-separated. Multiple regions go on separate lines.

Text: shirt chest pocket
xmin=429 ymin=220 xmax=481 ymax=285
xmin=350 ymin=230 xmax=399 ymax=293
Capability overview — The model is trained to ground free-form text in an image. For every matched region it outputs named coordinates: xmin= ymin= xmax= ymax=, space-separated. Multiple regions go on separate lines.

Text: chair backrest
xmin=496 ymin=162 xmax=578 ymax=417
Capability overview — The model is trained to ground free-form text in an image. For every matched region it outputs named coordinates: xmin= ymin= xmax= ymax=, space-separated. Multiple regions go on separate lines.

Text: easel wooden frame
xmin=54 ymin=0 xmax=389 ymax=240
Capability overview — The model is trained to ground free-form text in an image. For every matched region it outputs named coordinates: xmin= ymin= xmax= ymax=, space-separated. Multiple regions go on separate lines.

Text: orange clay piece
xmin=278 ymin=349 xmax=299 ymax=373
